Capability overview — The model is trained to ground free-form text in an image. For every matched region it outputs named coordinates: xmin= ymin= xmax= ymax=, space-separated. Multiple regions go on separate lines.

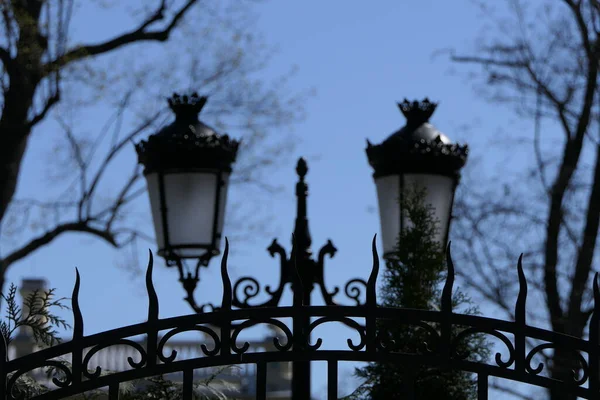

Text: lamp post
xmin=206 ymin=157 xmax=338 ymax=400
xmin=137 ymin=94 xmax=468 ymax=400
xmin=365 ymin=99 xmax=468 ymax=259
xmin=135 ymin=93 xmax=240 ymax=286
xmin=136 ymin=93 xmax=337 ymax=399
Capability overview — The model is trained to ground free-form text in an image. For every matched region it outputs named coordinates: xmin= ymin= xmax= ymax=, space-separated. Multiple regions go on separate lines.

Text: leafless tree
xmin=0 ymin=1 xmax=309 ymax=296
xmin=447 ymin=0 xmax=600 ymax=398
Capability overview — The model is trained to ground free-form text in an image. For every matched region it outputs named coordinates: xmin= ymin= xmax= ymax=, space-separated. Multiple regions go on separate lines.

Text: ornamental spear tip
xmin=296 ymin=157 xmax=308 ymax=178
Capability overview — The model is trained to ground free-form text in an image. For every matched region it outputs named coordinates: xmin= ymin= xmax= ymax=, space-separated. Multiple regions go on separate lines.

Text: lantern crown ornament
xmin=168 ymin=92 xmax=208 ymax=121
xmin=136 ymin=92 xmax=240 ymax=174
xmin=136 ymin=92 xmax=240 ymax=267
xmin=366 ymin=98 xmax=468 ymax=178
xmin=365 ymin=98 xmax=469 ymax=258
xmin=398 ymin=98 xmax=438 ymax=127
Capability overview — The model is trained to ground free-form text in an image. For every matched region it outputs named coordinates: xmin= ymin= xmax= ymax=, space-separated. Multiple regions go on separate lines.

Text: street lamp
xmin=135 ymin=93 xmax=240 ymax=280
xmin=365 ymin=99 xmax=468 ymax=259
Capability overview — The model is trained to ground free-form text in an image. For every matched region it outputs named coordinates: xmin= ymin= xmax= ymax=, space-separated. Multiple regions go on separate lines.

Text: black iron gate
xmin=1 ymin=237 xmax=599 ymax=399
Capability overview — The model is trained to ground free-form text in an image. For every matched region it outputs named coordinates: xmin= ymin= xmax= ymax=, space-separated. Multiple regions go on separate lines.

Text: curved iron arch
xmin=1 ymin=239 xmax=599 ymax=400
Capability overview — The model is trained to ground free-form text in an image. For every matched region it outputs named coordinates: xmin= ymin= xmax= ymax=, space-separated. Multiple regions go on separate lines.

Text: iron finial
xmin=296 ymin=157 xmax=308 ymax=179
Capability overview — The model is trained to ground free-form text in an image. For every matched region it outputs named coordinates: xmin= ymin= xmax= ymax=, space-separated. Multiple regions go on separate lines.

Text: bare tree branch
xmin=27 ymin=89 xmax=60 ymax=129
xmin=105 ymin=166 xmax=142 ymax=231
xmin=45 ymin=0 xmax=199 ymax=73
xmin=533 ymin=84 xmax=551 ymax=193
xmin=563 ymin=0 xmax=594 ymax=56
xmin=568 ymin=144 xmax=600 ymax=322
xmin=0 ymin=1 xmax=309 ymax=309
xmin=450 ymin=0 xmax=600 ymax=394
xmin=55 ymin=115 xmax=87 ymax=220
xmin=1 ymin=221 xmax=117 ymax=271
xmin=83 ymin=111 xmax=162 ymax=219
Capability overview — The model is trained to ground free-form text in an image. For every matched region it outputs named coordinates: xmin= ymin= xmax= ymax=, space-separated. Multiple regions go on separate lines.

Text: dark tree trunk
xmin=0 ymin=79 xmax=37 ymax=285
xmin=0 ymin=130 xmax=30 ymax=222
xmin=550 ymin=348 xmax=578 ymax=400
xmin=0 ymin=122 xmax=32 ymax=295
xmin=549 ymin=321 xmax=586 ymax=400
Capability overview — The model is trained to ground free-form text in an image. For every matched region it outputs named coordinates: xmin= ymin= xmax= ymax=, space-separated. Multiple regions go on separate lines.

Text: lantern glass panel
xmin=216 ymin=172 xmax=230 ymax=248
xmin=403 ymin=174 xmax=454 ymax=246
xmin=375 ymin=175 xmax=400 ymax=256
xmin=375 ymin=173 xmax=455 ymax=256
xmin=146 ymin=171 xmax=226 ymax=258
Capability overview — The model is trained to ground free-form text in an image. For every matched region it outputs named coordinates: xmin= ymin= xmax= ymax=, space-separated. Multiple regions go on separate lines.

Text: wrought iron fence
xmin=1 ymin=236 xmax=599 ymax=399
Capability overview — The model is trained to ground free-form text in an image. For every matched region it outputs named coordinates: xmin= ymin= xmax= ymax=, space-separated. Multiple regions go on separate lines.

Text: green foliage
xmin=0 ymin=283 xmax=70 ymax=347
xmin=1 ymin=283 xmax=71 ymax=398
xmin=0 ymin=284 xmax=236 ymax=399
xmin=355 ymin=185 xmax=490 ymax=399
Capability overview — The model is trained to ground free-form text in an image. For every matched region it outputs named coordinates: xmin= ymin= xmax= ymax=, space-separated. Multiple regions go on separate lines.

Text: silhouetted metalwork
xmin=1 ymin=239 xmax=600 ymax=399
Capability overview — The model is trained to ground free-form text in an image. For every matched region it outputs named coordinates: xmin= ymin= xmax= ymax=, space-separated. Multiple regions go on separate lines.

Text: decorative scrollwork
xmin=316 ymin=240 xmax=340 ymax=305
xmin=264 ymin=238 xmax=288 ymax=300
xmin=267 ymin=238 xmax=287 ymax=260
xmin=525 ymin=343 xmax=589 ymax=385
xmin=7 ymin=360 xmax=73 ymax=400
xmin=230 ymin=238 xmax=288 ymax=308
xmin=377 ymin=328 xmax=396 ymax=351
xmin=452 ymin=328 xmax=514 ymax=368
xmin=157 ymin=325 xmax=221 ymax=363
xmin=197 ymin=302 xmax=219 ymax=313
xmin=231 ymin=319 xmax=293 ymax=354
xmin=233 ymin=277 xmax=262 ymax=307
xmin=376 ymin=321 xmax=440 ymax=354
xmin=344 ymin=279 xmax=368 ymax=306
xmin=412 ymin=321 xmax=440 ymax=354
xmin=82 ymin=340 xmax=147 ymax=379
xmin=306 ymin=317 xmax=366 ymax=351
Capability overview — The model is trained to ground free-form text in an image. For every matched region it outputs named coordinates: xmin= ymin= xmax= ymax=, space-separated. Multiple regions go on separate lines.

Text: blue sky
xmin=1 ymin=1 xmax=541 ymax=398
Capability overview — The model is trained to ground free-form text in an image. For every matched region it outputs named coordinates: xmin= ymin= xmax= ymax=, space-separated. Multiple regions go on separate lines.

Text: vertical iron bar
xmin=220 ymin=239 xmax=232 ymax=357
xmin=477 ymin=374 xmax=488 ymax=400
xmin=145 ymin=252 xmax=159 ymax=368
xmin=399 ymin=175 xmax=404 ymax=242
xmin=589 ymin=273 xmax=600 ymax=394
xmin=291 ymin=257 xmax=311 ymax=400
xmin=440 ymin=242 xmax=455 ymax=362
xmin=71 ymin=269 xmax=84 ymax=387
xmin=292 ymin=158 xmax=312 ymax=400
xmin=515 ymin=255 xmax=527 ymax=373
xmin=0 ymin=332 xmax=6 ymax=399
xmin=256 ymin=361 xmax=267 ymax=400
xmin=366 ymin=235 xmax=380 ymax=352
xmin=327 ymin=361 xmax=338 ymax=400
xmin=404 ymin=370 xmax=415 ymax=400
xmin=183 ymin=369 xmax=193 ymax=400
xmin=108 ymin=382 xmax=120 ymax=399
